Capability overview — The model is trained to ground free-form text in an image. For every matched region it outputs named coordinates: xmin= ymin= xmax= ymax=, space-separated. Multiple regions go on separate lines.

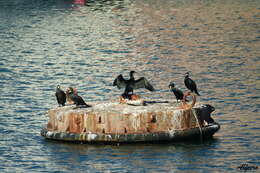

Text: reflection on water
xmin=0 ymin=0 xmax=259 ymax=172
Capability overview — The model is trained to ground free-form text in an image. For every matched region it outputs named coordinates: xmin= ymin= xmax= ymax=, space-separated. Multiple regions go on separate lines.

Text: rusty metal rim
xmin=41 ymin=123 xmax=220 ymax=143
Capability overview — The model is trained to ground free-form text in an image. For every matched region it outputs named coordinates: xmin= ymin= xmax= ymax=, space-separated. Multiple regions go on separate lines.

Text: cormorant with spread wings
xmin=113 ymin=71 xmax=155 ymax=98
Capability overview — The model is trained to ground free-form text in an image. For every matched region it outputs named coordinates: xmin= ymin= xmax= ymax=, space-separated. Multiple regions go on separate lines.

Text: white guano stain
xmin=87 ymin=134 xmax=98 ymax=141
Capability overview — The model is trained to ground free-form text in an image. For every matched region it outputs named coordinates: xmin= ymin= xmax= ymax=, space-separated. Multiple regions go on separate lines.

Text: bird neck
xmin=130 ymin=72 xmax=135 ymax=80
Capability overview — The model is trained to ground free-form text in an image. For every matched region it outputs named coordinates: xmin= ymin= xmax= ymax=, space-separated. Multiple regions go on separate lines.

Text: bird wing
xmin=56 ymin=89 xmax=65 ymax=98
xmin=174 ymin=88 xmax=184 ymax=99
xmin=77 ymin=96 xmax=87 ymax=105
xmin=185 ymin=78 xmax=196 ymax=89
xmin=190 ymin=79 xmax=197 ymax=88
xmin=133 ymin=77 xmax=155 ymax=91
xmin=113 ymin=74 xmax=127 ymax=89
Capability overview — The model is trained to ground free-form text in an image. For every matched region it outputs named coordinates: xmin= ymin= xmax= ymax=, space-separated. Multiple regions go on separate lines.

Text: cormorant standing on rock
xmin=184 ymin=72 xmax=200 ymax=96
xmin=168 ymin=82 xmax=184 ymax=103
xmin=113 ymin=71 xmax=155 ymax=99
xmin=55 ymin=85 xmax=66 ymax=106
xmin=66 ymin=87 xmax=91 ymax=108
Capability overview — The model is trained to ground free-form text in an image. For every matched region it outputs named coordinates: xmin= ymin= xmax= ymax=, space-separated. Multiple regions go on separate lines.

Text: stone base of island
xmin=41 ymin=99 xmax=220 ymax=143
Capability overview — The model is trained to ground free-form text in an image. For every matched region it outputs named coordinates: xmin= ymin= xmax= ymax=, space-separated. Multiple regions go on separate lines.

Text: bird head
xmin=57 ymin=85 xmax=61 ymax=89
xmin=66 ymin=87 xmax=74 ymax=94
xmin=168 ymin=82 xmax=175 ymax=89
xmin=66 ymin=87 xmax=78 ymax=95
xmin=129 ymin=71 xmax=136 ymax=78
xmin=205 ymin=104 xmax=215 ymax=112
xmin=185 ymin=72 xmax=190 ymax=77
xmin=130 ymin=70 xmax=136 ymax=74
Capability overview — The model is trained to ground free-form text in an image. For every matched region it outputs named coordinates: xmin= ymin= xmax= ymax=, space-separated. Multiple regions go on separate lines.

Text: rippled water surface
xmin=0 ymin=0 xmax=259 ymax=172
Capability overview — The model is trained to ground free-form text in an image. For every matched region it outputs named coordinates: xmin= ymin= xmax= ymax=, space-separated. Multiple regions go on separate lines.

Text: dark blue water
xmin=0 ymin=0 xmax=259 ymax=172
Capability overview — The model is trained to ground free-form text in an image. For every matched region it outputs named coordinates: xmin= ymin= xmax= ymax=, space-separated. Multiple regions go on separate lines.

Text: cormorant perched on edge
xmin=184 ymin=72 xmax=200 ymax=96
xmin=66 ymin=87 xmax=91 ymax=108
xmin=200 ymin=104 xmax=215 ymax=124
xmin=168 ymin=82 xmax=184 ymax=103
xmin=55 ymin=85 xmax=66 ymax=106
xmin=113 ymin=71 xmax=155 ymax=99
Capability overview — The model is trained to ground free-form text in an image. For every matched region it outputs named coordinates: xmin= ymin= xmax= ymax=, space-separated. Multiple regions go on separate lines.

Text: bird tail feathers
xmin=195 ymin=90 xmax=200 ymax=96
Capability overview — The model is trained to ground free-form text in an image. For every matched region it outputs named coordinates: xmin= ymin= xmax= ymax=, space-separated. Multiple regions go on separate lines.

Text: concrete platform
xmin=41 ymin=100 xmax=220 ymax=143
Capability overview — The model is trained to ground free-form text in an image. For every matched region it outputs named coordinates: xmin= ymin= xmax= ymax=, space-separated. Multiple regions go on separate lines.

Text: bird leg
xmin=122 ymin=87 xmax=133 ymax=99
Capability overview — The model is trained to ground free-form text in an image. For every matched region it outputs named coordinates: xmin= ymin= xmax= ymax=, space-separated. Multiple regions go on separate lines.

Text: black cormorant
xmin=184 ymin=72 xmax=200 ymax=96
xmin=113 ymin=71 xmax=155 ymax=98
xmin=200 ymin=104 xmax=215 ymax=124
xmin=55 ymin=85 xmax=66 ymax=106
xmin=168 ymin=82 xmax=184 ymax=103
xmin=67 ymin=87 xmax=91 ymax=107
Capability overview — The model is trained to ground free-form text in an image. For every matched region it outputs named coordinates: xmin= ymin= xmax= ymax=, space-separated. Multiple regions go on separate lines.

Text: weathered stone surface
xmin=41 ymin=123 xmax=220 ymax=143
xmin=48 ymin=102 xmax=198 ymax=133
xmin=41 ymin=100 xmax=220 ymax=143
